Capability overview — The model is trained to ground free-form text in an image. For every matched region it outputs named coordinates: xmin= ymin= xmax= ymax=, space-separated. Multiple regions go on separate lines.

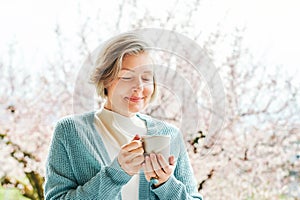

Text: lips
xmin=126 ymin=96 xmax=144 ymax=102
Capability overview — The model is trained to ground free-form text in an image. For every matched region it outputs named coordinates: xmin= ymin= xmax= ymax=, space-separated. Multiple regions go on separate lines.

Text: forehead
xmin=121 ymin=53 xmax=154 ymax=72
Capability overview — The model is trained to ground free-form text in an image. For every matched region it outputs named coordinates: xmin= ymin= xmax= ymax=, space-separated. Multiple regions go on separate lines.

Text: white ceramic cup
xmin=142 ymin=135 xmax=170 ymax=160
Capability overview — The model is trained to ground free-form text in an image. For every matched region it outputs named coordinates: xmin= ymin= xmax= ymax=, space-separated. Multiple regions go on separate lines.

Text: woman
xmin=44 ymin=32 xmax=203 ymax=200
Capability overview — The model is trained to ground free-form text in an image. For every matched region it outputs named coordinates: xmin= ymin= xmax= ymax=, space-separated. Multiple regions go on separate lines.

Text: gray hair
xmin=90 ymin=32 xmax=157 ymax=101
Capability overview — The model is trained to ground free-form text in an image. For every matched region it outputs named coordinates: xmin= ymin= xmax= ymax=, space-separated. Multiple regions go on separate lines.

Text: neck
xmin=104 ymin=106 xmax=136 ymax=118
xmin=100 ymin=107 xmax=145 ymax=130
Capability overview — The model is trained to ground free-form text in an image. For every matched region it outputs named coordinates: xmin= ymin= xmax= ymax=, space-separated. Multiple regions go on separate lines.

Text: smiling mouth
xmin=126 ymin=96 xmax=145 ymax=103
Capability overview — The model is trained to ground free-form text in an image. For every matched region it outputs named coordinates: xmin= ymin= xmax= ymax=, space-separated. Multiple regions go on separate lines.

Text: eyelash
xmin=142 ymin=78 xmax=152 ymax=82
xmin=119 ymin=77 xmax=152 ymax=82
xmin=120 ymin=77 xmax=132 ymax=80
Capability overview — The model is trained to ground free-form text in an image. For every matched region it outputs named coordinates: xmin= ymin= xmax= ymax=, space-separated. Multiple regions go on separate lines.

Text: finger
xmin=169 ymin=155 xmax=175 ymax=166
xmin=131 ymin=154 xmax=145 ymax=166
xmin=121 ymin=148 xmax=144 ymax=164
xmin=121 ymin=140 xmax=142 ymax=151
xmin=157 ymin=154 xmax=172 ymax=174
xmin=142 ymin=163 xmax=150 ymax=181
xmin=150 ymin=154 xmax=165 ymax=177
xmin=144 ymin=156 xmax=156 ymax=175
xmin=142 ymin=158 xmax=152 ymax=181
xmin=126 ymin=147 xmax=144 ymax=161
xmin=129 ymin=146 xmax=144 ymax=154
xmin=143 ymin=156 xmax=157 ymax=181
xmin=156 ymin=154 xmax=169 ymax=168
xmin=119 ymin=145 xmax=143 ymax=164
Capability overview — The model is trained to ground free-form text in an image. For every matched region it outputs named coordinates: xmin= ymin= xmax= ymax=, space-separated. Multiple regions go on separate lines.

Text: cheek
xmin=109 ymin=81 xmax=128 ymax=96
xmin=144 ymin=84 xmax=154 ymax=96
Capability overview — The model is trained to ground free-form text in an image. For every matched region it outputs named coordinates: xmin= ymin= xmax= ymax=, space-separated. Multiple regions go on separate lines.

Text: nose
xmin=132 ymin=77 xmax=144 ymax=92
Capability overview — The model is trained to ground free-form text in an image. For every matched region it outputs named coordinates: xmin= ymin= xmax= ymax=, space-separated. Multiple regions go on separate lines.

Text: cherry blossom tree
xmin=1 ymin=0 xmax=299 ymax=199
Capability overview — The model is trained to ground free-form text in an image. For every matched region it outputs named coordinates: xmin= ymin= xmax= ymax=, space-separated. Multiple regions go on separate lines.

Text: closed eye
xmin=119 ymin=77 xmax=133 ymax=81
xmin=142 ymin=78 xmax=152 ymax=82
xmin=142 ymin=74 xmax=153 ymax=82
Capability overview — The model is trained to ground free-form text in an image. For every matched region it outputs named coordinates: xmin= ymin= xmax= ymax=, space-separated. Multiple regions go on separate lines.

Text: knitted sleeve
xmin=150 ymin=129 xmax=203 ymax=200
xmin=44 ymin=118 xmax=132 ymax=200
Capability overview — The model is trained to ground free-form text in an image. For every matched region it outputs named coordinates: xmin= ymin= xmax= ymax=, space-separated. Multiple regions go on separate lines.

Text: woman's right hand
xmin=117 ymin=134 xmax=145 ymax=176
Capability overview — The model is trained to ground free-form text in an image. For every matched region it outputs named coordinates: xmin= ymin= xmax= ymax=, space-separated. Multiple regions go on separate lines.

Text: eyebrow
xmin=121 ymin=68 xmax=135 ymax=72
xmin=121 ymin=68 xmax=153 ymax=74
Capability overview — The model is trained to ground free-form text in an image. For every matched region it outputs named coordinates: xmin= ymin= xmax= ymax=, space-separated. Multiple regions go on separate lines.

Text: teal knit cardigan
xmin=44 ymin=111 xmax=203 ymax=200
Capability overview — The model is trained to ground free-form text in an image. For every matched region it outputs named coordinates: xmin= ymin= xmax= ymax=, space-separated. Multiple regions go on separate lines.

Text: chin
xmin=128 ymin=108 xmax=142 ymax=113
xmin=128 ymin=105 xmax=145 ymax=113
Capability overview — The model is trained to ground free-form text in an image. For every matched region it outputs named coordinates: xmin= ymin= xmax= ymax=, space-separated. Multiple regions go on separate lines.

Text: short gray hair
xmin=90 ymin=32 xmax=157 ymax=101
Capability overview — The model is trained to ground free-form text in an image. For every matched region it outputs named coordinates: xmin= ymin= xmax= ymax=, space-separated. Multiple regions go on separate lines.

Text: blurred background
xmin=0 ymin=0 xmax=299 ymax=199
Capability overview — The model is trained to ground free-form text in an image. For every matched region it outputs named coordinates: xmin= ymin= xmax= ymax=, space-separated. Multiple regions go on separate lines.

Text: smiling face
xmin=105 ymin=52 xmax=155 ymax=117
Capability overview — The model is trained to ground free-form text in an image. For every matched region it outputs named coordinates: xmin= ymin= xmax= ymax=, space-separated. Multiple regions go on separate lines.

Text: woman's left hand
xmin=142 ymin=153 xmax=176 ymax=187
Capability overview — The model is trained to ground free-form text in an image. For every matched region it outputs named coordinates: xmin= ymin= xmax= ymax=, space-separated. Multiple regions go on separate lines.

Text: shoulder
xmin=56 ymin=111 xmax=95 ymax=127
xmin=53 ymin=111 xmax=95 ymax=138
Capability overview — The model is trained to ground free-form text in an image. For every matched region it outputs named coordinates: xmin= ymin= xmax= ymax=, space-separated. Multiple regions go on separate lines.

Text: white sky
xmin=236 ymin=0 xmax=300 ymax=77
xmin=0 ymin=0 xmax=299 ymax=81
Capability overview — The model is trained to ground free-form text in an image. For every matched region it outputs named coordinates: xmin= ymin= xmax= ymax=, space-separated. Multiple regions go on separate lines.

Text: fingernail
xmin=133 ymin=134 xmax=140 ymax=140
xmin=145 ymin=157 xmax=150 ymax=162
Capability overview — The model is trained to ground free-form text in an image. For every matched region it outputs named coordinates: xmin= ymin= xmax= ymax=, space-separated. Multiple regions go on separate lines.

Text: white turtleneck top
xmin=94 ymin=108 xmax=147 ymax=200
